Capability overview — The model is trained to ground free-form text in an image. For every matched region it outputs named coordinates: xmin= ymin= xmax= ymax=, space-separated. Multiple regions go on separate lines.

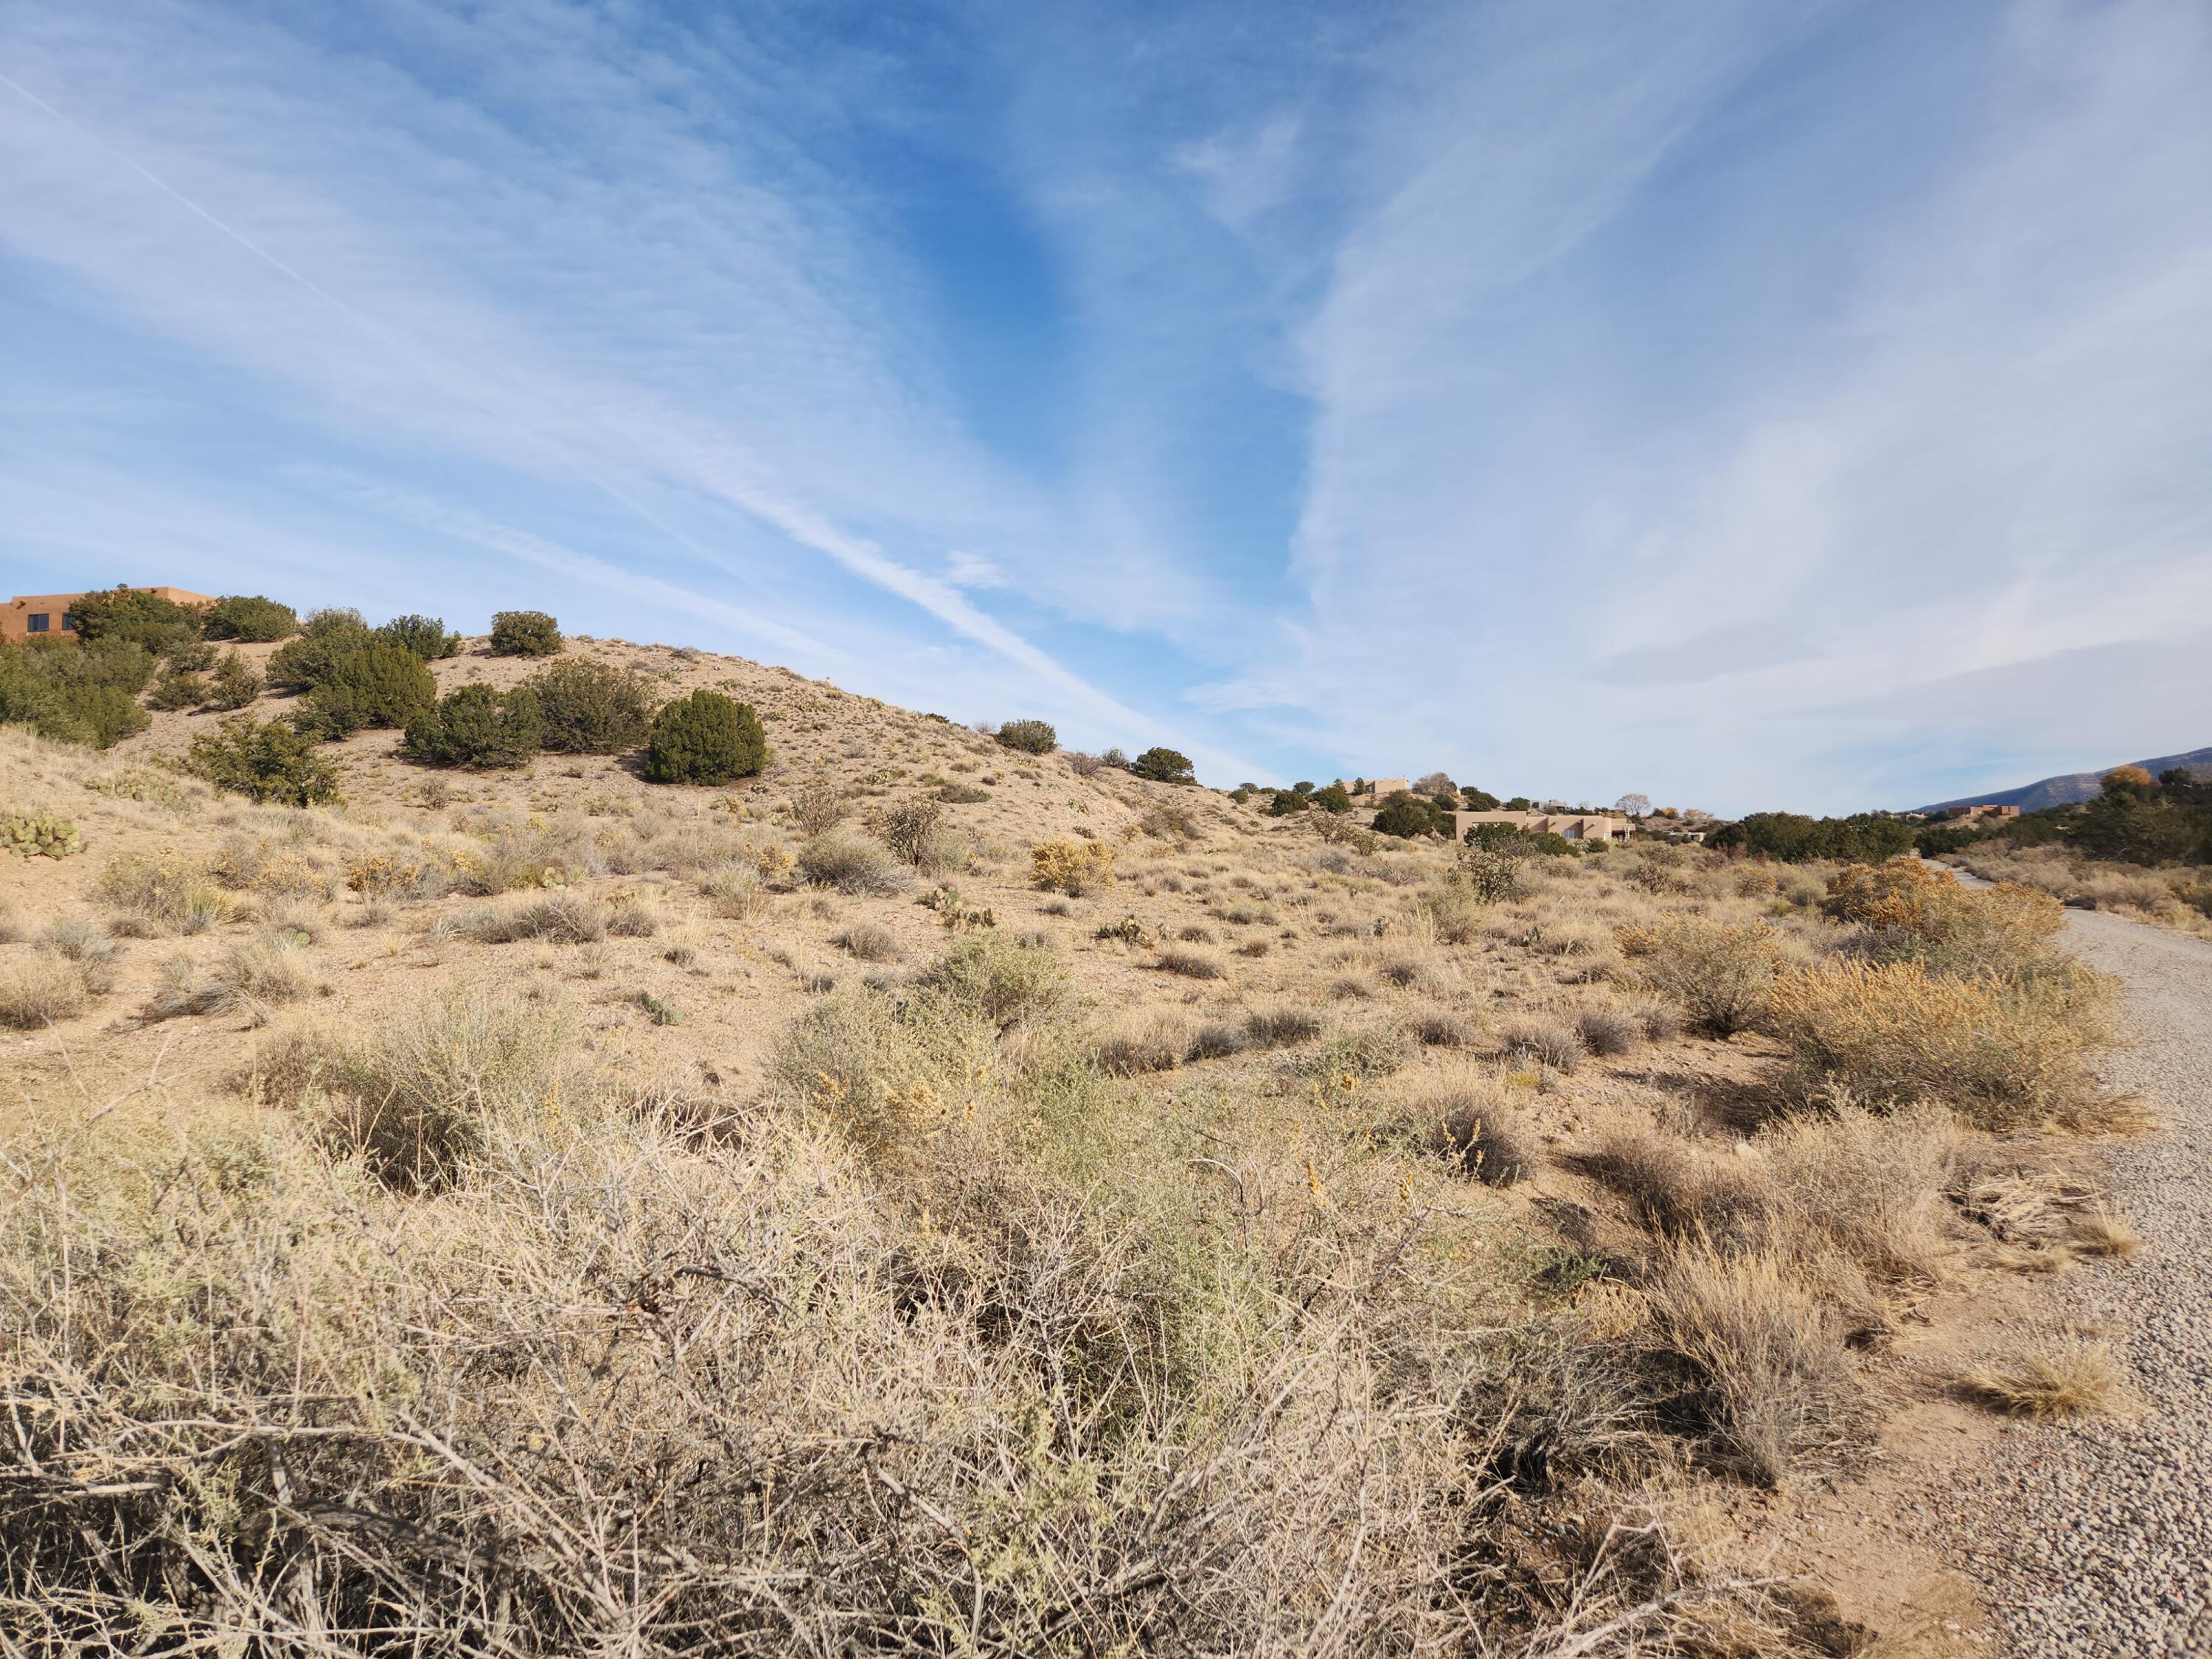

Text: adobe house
xmin=1 ymin=586 xmax=215 ymax=645
xmin=1453 ymin=808 xmax=1632 ymax=845
xmin=1944 ymin=804 xmax=2021 ymax=824
xmin=1346 ymin=777 xmax=1411 ymax=801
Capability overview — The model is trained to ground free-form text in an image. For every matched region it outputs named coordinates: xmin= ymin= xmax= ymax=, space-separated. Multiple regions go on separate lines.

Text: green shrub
xmin=265 ymin=608 xmax=373 ymax=690
xmin=57 ymin=683 xmax=151 ymax=747
xmin=2 ymin=810 xmax=83 ymax=859
xmin=1311 ymin=782 xmax=1353 ymax=813
xmin=146 ymin=667 xmax=209 ymax=711
xmin=1130 ymin=745 xmax=1196 ymax=785
xmin=1464 ymin=822 xmax=1573 ymax=858
xmin=1267 ymin=788 xmax=1310 ymax=815
xmin=1371 ymin=790 xmax=1450 ymax=838
xmin=642 ymin=689 xmax=767 ymax=784
xmin=205 ymin=653 xmax=262 ymax=711
xmin=995 ymin=719 xmax=1057 ymax=754
xmin=488 ymin=609 xmax=563 ymax=657
xmin=202 ymin=594 xmax=298 ymax=641
xmin=65 ymin=585 xmax=206 ymax=654
xmin=404 ymin=684 xmax=543 ymax=769
xmin=293 ymin=642 xmax=437 ymax=738
xmin=375 ymin=613 xmax=463 ymax=659
xmin=528 ymin=658 xmax=656 ymax=753
xmin=1708 ymin=811 xmax=1916 ymax=864
xmin=162 ymin=639 xmax=216 ymax=672
xmin=1 ymin=638 xmax=158 ymax=748
xmin=188 ymin=716 xmax=342 ymax=805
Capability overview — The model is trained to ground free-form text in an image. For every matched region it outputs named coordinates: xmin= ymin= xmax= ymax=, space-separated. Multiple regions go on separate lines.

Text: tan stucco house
xmin=2 ymin=586 xmax=215 ymax=645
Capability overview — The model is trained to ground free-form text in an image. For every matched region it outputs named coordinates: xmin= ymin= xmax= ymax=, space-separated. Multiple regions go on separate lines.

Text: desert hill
xmin=0 ymin=624 xmax=2140 ymax=1652
xmin=1917 ymin=744 xmax=2212 ymax=815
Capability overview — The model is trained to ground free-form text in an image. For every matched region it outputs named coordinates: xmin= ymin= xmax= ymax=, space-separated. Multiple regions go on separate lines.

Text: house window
xmin=61 ymin=613 xmax=80 ymax=632
xmin=26 ymin=613 xmax=48 ymax=633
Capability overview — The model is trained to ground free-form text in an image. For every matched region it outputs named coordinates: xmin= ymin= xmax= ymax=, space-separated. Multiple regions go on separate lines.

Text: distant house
xmin=1943 ymin=804 xmax=2021 ymax=824
xmin=1 ymin=586 xmax=215 ymax=645
xmin=1453 ymin=809 xmax=1632 ymax=845
xmin=1346 ymin=777 xmax=1411 ymax=802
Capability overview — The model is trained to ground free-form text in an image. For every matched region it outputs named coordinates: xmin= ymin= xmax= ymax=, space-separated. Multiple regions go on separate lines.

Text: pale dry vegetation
xmin=1944 ymin=842 xmax=2212 ymax=939
xmin=0 ymin=655 xmax=2151 ymax=1650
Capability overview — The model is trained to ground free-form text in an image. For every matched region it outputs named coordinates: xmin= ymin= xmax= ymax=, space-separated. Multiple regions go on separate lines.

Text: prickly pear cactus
xmin=1 ymin=811 xmax=83 ymax=859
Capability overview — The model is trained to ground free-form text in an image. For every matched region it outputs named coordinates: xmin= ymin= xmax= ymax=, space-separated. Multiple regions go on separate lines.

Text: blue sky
xmin=4 ymin=0 xmax=2208 ymax=813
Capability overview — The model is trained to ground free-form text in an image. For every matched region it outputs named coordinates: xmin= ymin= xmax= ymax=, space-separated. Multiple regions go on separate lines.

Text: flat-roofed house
xmin=2 ymin=587 xmax=215 ymax=645
xmin=1347 ymin=777 xmax=1411 ymax=802
xmin=1453 ymin=809 xmax=1632 ymax=845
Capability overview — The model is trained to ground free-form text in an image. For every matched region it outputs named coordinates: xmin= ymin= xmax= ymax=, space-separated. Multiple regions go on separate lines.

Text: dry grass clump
xmin=1407 ymin=1006 xmax=1475 ymax=1048
xmin=1093 ymin=1015 xmax=1190 ymax=1076
xmin=1186 ymin=1021 xmax=1250 ymax=1060
xmin=912 ymin=931 xmax=1069 ymax=1030
xmin=1571 ymin=1003 xmax=1641 ymax=1057
xmin=833 ymin=922 xmax=902 ymax=962
xmin=38 ymin=915 xmax=116 ymax=970
xmin=1765 ymin=956 xmax=2115 ymax=1130
xmin=1641 ymin=1243 xmax=1861 ymax=1486
xmin=1618 ymin=913 xmax=1789 ymax=1036
xmin=323 ymin=985 xmax=580 ymax=1189
xmin=453 ymin=891 xmax=611 ymax=944
xmin=0 ymin=959 xmax=95 ymax=1029
xmin=1960 ymin=1332 xmax=2124 ymax=1418
xmin=1294 ymin=1024 xmax=1409 ymax=1083
xmin=94 ymin=850 xmax=230 ymax=936
xmin=1585 ymin=1105 xmax=1957 ymax=1295
xmin=1422 ymin=1087 xmax=1537 ymax=1186
xmin=798 ymin=828 xmax=910 ymax=894
xmin=1374 ymin=952 xmax=1439 ymax=990
xmin=444 ymin=813 xmax=606 ymax=896
xmin=140 ymin=934 xmax=316 ymax=1025
xmin=1155 ymin=945 xmax=1227 ymax=979
xmin=1505 ymin=1015 xmax=1585 ymax=1073
xmin=1760 ymin=1105 xmax=1958 ymax=1287
xmin=699 ymin=859 xmax=766 ymax=919
xmin=1413 ymin=875 xmax=1491 ymax=944
xmin=1244 ymin=1004 xmax=1322 ymax=1049
xmin=1577 ymin=1128 xmax=1772 ymax=1247
xmin=2069 ymin=1207 xmax=2140 ymax=1258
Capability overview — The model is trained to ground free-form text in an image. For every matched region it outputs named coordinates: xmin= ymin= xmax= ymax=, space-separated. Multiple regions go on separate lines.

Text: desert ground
xmin=1 ymin=631 xmax=2185 ymax=1655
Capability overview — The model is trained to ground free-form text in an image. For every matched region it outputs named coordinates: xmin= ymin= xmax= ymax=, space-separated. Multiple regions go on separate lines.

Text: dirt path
xmin=1937 ymin=907 xmax=2212 ymax=1655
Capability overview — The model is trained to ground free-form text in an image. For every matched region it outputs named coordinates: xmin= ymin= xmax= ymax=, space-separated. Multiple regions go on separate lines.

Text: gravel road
xmin=1939 ymin=907 xmax=2212 ymax=1656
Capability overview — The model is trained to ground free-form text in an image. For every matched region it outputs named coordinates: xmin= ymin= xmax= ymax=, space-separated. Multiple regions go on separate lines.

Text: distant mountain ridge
xmin=1917 ymin=745 xmax=2212 ymax=815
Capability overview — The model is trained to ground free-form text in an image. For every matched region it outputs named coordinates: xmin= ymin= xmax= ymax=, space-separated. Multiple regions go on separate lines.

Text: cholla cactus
xmin=2 ymin=811 xmax=83 ymax=860
xmin=1030 ymin=838 xmax=1116 ymax=896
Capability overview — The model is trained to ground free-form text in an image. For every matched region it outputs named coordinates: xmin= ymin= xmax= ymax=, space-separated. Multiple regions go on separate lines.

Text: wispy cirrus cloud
xmin=3 ymin=0 xmax=2208 ymax=810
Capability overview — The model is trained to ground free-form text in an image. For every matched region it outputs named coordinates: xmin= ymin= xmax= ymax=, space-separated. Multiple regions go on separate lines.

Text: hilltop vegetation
xmin=0 ymin=595 xmax=2149 ymax=1652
